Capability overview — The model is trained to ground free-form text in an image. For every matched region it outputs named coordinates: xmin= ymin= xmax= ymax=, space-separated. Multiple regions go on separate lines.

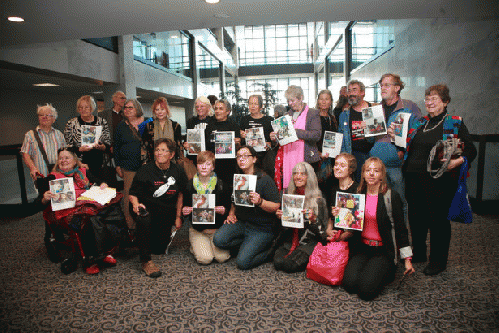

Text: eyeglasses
xmin=236 ymin=154 xmax=253 ymax=160
xmin=424 ymin=97 xmax=441 ymax=104
xmin=38 ymin=114 xmax=54 ymax=118
xmin=123 ymin=106 xmax=135 ymax=110
xmin=379 ymin=83 xmax=396 ymax=88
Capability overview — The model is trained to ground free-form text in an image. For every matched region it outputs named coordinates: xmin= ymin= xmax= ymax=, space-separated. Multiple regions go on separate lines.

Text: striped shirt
xmin=21 ymin=126 xmax=66 ymax=177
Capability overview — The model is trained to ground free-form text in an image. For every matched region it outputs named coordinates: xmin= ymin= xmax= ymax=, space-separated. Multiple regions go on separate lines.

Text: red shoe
xmin=102 ymin=255 xmax=117 ymax=266
xmin=85 ymin=263 xmax=100 ymax=275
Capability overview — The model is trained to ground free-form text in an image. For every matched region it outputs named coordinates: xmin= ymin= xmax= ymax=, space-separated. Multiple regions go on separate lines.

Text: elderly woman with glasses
xmin=114 ymin=99 xmax=147 ymax=231
xmin=271 ymin=85 xmax=321 ymax=191
xmin=64 ymin=95 xmax=111 ymax=175
xmin=213 ymin=146 xmax=280 ymax=270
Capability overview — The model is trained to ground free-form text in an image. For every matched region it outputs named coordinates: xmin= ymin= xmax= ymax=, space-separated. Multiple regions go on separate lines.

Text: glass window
xmin=351 ymin=21 xmax=394 ymax=71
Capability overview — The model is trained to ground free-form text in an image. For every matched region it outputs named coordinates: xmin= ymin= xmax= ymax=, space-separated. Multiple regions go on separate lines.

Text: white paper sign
xmin=362 ymin=105 xmax=387 ymax=137
xmin=187 ymin=129 xmax=206 ymax=155
xmin=393 ymin=112 xmax=411 ymax=148
xmin=272 ymin=115 xmax=299 ymax=146
xmin=192 ymin=194 xmax=216 ymax=224
xmin=281 ymin=194 xmax=305 ymax=229
xmin=214 ymin=131 xmax=236 ymax=159
xmin=322 ymin=131 xmax=343 ymax=158
xmin=81 ymin=125 xmax=102 ymax=147
xmin=50 ymin=177 xmax=76 ymax=211
xmin=245 ymin=127 xmax=266 ymax=152
xmin=233 ymin=174 xmax=257 ymax=207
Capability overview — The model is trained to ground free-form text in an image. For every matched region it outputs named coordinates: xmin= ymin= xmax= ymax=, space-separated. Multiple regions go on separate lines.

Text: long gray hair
xmin=287 ymin=162 xmax=322 ymax=214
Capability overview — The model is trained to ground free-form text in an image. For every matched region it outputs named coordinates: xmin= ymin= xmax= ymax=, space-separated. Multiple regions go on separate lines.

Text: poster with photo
xmin=271 ymin=115 xmax=298 ymax=146
xmin=233 ymin=174 xmax=257 ymax=207
xmin=362 ymin=105 xmax=387 ymax=137
xmin=322 ymin=131 xmax=343 ymax=158
xmin=187 ymin=129 xmax=206 ymax=155
xmin=334 ymin=191 xmax=365 ymax=231
xmin=281 ymin=194 xmax=305 ymax=229
xmin=192 ymin=194 xmax=216 ymax=224
xmin=81 ymin=125 xmax=102 ymax=147
xmin=214 ymin=131 xmax=235 ymax=159
xmin=49 ymin=177 xmax=76 ymax=211
xmin=393 ymin=112 xmax=412 ymax=148
xmin=245 ymin=127 xmax=266 ymax=152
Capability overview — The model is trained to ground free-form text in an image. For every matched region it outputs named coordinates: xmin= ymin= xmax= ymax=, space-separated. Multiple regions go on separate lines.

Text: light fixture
xmin=205 ymin=0 xmax=220 ymax=4
xmin=8 ymin=16 xmax=24 ymax=22
xmin=33 ymin=83 xmax=59 ymax=87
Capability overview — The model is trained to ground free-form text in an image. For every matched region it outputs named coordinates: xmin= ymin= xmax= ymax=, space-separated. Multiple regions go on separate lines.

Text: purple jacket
xmin=287 ymin=106 xmax=321 ymax=164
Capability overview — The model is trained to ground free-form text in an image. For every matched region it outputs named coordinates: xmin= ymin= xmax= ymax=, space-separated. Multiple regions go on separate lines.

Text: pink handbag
xmin=306 ymin=241 xmax=349 ymax=286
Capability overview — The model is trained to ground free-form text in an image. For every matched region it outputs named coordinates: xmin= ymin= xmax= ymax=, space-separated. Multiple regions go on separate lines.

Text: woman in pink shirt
xmin=332 ymin=157 xmax=414 ymax=300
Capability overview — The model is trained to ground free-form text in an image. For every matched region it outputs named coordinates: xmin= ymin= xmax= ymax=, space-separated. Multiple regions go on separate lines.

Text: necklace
xmin=339 ymin=179 xmax=354 ymax=191
xmin=157 ymin=164 xmax=170 ymax=178
xmin=423 ymin=116 xmax=445 ymax=132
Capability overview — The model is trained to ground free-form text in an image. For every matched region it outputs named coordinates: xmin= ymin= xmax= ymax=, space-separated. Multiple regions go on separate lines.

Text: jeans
xmin=213 ymin=221 xmax=274 ymax=270
xmin=385 ymin=166 xmax=408 ymax=227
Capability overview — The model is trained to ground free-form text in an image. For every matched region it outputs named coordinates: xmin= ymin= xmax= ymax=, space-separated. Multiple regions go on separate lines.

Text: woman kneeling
xmin=333 ymin=157 xmax=414 ymax=300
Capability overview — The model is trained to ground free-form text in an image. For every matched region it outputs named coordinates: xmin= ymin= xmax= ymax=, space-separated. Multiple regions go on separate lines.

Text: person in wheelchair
xmin=38 ymin=148 xmax=126 ymax=275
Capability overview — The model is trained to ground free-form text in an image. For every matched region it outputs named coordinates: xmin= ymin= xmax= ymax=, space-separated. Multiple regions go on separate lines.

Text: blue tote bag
xmin=448 ymin=156 xmax=473 ymax=224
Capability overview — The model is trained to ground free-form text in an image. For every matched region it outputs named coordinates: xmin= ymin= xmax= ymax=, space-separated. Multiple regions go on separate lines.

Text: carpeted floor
xmin=1 ymin=212 xmax=498 ymax=332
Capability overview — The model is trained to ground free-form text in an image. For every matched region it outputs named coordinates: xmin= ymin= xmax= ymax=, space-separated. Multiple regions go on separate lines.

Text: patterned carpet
xmin=0 ymin=212 xmax=498 ymax=332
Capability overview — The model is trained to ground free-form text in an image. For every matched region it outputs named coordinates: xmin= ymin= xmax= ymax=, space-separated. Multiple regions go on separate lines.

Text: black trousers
xmin=405 ymin=172 xmax=457 ymax=267
xmin=342 ymin=244 xmax=395 ymax=301
xmin=134 ymin=208 xmax=174 ymax=263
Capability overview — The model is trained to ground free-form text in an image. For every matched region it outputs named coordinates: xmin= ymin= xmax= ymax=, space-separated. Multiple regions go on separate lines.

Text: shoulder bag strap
xmin=32 ymin=129 xmax=51 ymax=169
xmin=383 ymin=189 xmax=398 ymax=265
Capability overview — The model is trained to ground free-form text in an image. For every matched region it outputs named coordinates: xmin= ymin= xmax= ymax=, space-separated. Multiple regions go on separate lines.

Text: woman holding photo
xmin=64 ymin=95 xmax=111 ymax=175
xmin=213 ymin=146 xmax=280 ymax=270
xmin=273 ymin=162 xmax=328 ymax=273
xmin=39 ymin=148 xmax=124 ymax=275
xmin=331 ymin=157 xmax=414 ymax=301
xmin=182 ymin=151 xmax=231 ymax=265
xmin=270 ymin=85 xmax=321 ymax=190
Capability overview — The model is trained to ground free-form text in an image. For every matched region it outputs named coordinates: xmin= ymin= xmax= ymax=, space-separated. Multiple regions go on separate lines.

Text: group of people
xmin=21 ymin=72 xmax=476 ymax=301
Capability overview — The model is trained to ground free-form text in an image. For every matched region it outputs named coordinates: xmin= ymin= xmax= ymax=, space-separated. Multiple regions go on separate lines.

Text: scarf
xmin=59 ymin=166 xmax=91 ymax=190
xmin=193 ymin=173 xmax=218 ymax=194
xmin=153 ymin=118 xmax=174 ymax=141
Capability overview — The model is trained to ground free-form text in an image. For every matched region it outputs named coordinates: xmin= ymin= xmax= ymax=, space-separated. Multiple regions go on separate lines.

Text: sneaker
xmin=85 ymin=263 xmax=100 ymax=275
xmin=142 ymin=260 xmax=161 ymax=278
xmin=102 ymin=255 xmax=117 ymax=266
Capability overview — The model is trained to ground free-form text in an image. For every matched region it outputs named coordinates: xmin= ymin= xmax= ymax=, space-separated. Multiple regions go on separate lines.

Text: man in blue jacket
xmin=370 ymin=73 xmax=421 ymax=223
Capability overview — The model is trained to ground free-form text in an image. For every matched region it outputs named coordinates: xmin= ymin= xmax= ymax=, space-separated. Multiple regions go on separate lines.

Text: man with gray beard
xmin=338 ymin=80 xmax=374 ymax=181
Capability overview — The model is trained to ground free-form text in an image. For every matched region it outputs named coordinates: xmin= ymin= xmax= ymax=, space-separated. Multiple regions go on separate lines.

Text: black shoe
xmin=60 ymin=257 xmax=78 ymax=275
xmin=45 ymin=239 xmax=62 ymax=263
xmin=423 ymin=263 xmax=446 ymax=276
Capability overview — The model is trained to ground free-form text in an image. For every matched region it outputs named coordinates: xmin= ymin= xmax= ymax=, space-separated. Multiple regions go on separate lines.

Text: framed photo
xmin=50 ymin=177 xmax=76 ymax=211
xmin=334 ymin=192 xmax=365 ymax=231
xmin=233 ymin=174 xmax=257 ymax=207
xmin=281 ymin=194 xmax=305 ymax=229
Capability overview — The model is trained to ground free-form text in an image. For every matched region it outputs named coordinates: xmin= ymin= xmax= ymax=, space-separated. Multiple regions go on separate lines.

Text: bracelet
xmin=258 ymin=198 xmax=263 ymax=206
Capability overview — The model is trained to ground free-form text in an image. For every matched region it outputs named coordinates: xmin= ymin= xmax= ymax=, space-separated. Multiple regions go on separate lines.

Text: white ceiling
xmin=1 ymin=0 xmax=497 ymax=47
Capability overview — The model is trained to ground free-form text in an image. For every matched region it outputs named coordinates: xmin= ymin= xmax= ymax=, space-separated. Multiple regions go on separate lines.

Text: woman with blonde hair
xmin=332 ymin=157 xmax=414 ymax=300
xmin=183 ymin=96 xmax=214 ymax=163
xmin=273 ymin=161 xmax=328 ymax=273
